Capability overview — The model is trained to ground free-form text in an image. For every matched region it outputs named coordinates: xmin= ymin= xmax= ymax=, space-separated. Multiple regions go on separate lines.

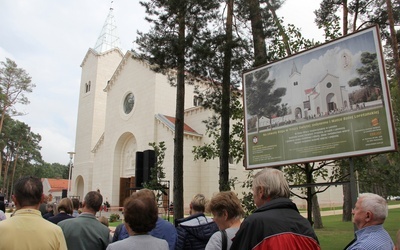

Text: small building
xmin=42 ymin=178 xmax=69 ymax=203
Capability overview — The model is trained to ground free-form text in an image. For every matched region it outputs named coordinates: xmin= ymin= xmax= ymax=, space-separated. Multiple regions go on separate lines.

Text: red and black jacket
xmin=231 ymin=198 xmax=320 ymax=250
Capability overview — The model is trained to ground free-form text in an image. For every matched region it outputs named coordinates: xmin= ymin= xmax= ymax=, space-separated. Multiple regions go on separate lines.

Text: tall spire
xmin=93 ymin=4 xmax=122 ymax=53
xmin=290 ymin=61 xmax=300 ymax=76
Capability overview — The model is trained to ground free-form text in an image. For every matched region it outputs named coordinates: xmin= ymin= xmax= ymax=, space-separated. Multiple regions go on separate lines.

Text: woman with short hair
xmin=48 ymin=198 xmax=74 ymax=224
xmin=205 ymin=191 xmax=244 ymax=250
xmin=106 ymin=192 xmax=168 ymax=250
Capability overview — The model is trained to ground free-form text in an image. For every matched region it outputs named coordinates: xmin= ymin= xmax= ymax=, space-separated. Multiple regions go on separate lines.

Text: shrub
xmin=109 ymin=213 xmax=120 ymax=222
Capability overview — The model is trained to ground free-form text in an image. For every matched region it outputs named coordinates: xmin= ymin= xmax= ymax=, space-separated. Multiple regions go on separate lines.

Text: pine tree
xmin=136 ymin=0 xmax=220 ymax=220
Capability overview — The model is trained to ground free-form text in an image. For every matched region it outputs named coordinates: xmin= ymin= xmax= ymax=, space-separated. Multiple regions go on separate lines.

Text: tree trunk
xmin=343 ymin=0 xmax=348 ymax=35
xmin=219 ymin=0 xmax=233 ymax=192
xmin=2 ymin=154 xmax=11 ymax=191
xmin=265 ymin=0 xmax=291 ymax=56
xmin=386 ymin=0 xmax=400 ymax=93
xmin=312 ymin=188 xmax=323 ymax=229
xmin=305 ymin=163 xmax=313 ymax=226
xmin=173 ymin=4 xmax=186 ymax=221
xmin=342 ymin=182 xmax=352 ymax=221
xmin=10 ymin=152 xmax=19 ymax=200
xmin=352 ymin=0 xmax=359 ymax=32
xmin=248 ymin=0 xmax=267 ymax=66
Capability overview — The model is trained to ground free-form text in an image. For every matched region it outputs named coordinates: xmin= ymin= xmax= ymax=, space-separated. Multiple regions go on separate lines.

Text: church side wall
xmin=184 ymin=105 xmax=249 ymax=206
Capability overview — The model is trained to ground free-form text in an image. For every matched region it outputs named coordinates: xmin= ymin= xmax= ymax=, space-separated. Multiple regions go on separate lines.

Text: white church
xmin=69 ymin=7 xmax=248 ymax=209
xmin=70 ymin=7 xmax=344 ymax=211
xmin=286 ymin=62 xmax=350 ymax=120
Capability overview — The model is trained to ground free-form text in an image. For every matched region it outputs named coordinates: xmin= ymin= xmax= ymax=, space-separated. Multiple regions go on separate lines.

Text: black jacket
xmin=175 ymin=213 xmax=218 ymax=250
xmin=231 ymin=197 xmax=320 ymax=250
xmin=42 ymin=211 xmax=54 ymax=220
xmin=48 ymin=212 xmax=73 ymax=224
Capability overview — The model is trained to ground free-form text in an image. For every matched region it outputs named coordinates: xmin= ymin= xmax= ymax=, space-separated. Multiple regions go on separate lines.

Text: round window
xmin=123 ymin=93 xmax=135 ymax=114
xmin=326 ymin=82 xmax=332 ymax=88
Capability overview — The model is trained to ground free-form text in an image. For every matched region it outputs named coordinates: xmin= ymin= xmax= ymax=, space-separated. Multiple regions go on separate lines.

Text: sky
xmin=0 ymin=0 xmax=325 ymax=165
xmin=250 ymin=28 xmax=382 ymax=107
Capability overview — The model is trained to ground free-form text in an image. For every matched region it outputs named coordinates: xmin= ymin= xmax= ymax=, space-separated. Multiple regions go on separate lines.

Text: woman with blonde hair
xmin=48 ymin=198 xmax=74 ymax=224
xmin=205 ymin=191 xmax=244 ymax=250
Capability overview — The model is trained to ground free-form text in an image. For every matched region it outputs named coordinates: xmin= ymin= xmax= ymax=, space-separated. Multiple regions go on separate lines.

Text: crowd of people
xmin=0 ymin=169 xmax=398 ymax=250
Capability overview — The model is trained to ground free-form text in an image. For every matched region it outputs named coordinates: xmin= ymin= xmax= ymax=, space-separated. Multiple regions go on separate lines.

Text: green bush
xmin=109 ymin=213 xmax=120 ymax=222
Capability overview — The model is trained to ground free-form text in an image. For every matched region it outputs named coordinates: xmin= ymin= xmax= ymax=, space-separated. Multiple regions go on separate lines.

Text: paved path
xmin=300 ymin=204 xmax=400 ymax=217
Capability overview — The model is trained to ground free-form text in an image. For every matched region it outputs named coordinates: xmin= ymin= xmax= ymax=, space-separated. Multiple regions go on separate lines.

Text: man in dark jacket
xmin=231 ymin=168 xmax=320 ymax=250
xmin=175 ymin=194 xmax=218 ymax=250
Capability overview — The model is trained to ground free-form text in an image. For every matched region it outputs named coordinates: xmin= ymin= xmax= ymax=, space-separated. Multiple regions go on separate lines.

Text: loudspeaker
xmin=62 ymin=189 xmax=67 ymax=198
xmin=135 ymin=151 xmax=144 ymax=188
xmin=143 ymin=150 xmax=156 ymax=183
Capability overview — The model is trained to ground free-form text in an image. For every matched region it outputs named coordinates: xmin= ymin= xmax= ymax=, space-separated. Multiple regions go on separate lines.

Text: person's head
xmin=57 ymin=198 xmax=73 ymax=214
xmin=190 ymin=194 xmax=207 ymax=214
xmin=46 ymin=203 xmax=54 ymax=212
xmin=82 ymin=191 xmax=103 ymax=213
xmin=207 ymin=191 xmax=244 ymax=230
xmin=352 ymin=193 xmax=388 ymax=229
xmin=42 ymin=195 xmax=48 ymax=204
xmin=12 ymin=176 xmax=43 ymax=209
xmin=124 ymin=191 xmax=158 ymax=234
xmin=71 ymin=198 xmax=79 ymax=210
xmin=137 ymin=188 xmax=156 ymax=201
xmin=98 ymin=216 xmax=109 ymax=227
xmin=252 ymin=168 xmax=290 ymax=208
xmin=395 ymin=229 xmax=400 ymax=250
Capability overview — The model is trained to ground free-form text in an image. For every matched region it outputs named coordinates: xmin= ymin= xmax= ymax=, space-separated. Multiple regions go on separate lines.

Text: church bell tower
xmin=72 ymin=6 xmax=124 ymax=197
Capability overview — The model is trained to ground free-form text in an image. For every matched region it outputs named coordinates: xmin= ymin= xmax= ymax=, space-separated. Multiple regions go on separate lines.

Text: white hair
xmin=253 ymin=168 xmax=290 ymax=199
xmin=358 ymin=193 xmax=388 ymax=220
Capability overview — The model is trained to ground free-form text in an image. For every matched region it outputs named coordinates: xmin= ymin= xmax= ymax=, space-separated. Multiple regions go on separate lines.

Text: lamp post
xmin=67 ymin=152 xmax=75 ymax=198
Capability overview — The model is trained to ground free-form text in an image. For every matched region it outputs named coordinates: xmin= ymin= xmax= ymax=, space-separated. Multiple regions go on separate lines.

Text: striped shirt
xmin=346 ymin=224 xmax=394 ymax=250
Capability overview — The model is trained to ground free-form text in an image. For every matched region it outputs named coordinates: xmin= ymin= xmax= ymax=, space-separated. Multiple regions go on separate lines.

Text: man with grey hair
xmin=231 ymin=168 xmax=320 ymax=250
xmin=345 ymin=193 xmax=394 ymax=250
xmin=59 ymin=191 xmax=110 ymax=249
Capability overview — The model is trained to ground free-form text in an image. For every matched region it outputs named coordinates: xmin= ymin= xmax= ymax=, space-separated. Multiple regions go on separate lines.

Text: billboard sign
xmin=243 ymin=26 xmax=397 ymax=169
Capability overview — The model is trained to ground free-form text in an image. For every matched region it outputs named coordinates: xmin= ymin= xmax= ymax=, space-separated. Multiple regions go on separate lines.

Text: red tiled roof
xmin=46 ymin=178 xmax=69 ymax=191
xmin=164 ymin=115 xmax=197 ymax=133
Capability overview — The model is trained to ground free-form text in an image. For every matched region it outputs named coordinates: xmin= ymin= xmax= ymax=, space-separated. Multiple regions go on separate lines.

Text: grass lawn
xmin=316 ymin=208 xmax=400 ymax=249
xmin=109 ymin=220 xmax=122 ymax=227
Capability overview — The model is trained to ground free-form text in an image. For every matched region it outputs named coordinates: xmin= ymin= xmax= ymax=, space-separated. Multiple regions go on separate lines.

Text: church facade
xmin=70 ymin=8 xmax=247 ymax=208
xmin=287 ymin=62 xmax=350 ymax=121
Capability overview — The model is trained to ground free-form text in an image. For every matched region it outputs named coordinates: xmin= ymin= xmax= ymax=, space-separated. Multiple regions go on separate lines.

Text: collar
xmin=355 ymin=224 xmax=384 ymax=237
xmin=77 ymin=212 xmax=97 ymax=219
xmin=14 ymin=208 xmax=42 ymax=217
xmin=255 ymin=197 xmax=299 ymax=213
xmin=175 ymin=213 xmax=207 ymax=225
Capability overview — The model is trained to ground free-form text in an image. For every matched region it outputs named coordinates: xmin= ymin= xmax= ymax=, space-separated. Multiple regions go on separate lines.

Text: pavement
xmin=300 ymin=204 xmax=400 ymax=217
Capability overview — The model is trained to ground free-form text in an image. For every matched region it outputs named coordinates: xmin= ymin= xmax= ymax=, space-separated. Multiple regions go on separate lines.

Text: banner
xmin=243 ymin=26 xmax=396 ymax=169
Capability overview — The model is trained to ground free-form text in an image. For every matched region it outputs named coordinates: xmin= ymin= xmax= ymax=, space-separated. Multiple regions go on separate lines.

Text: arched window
xmin=193 ymin=95 xmax=202 ymax=107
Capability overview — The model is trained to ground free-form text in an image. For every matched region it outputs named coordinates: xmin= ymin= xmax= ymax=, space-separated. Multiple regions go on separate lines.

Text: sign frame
xmin=243 ymin=25 xmax=397 ymax=169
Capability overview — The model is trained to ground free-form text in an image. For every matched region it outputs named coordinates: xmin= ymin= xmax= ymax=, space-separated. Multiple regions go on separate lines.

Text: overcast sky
xmin=0 ymin=0 xmax=324 ymax=165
